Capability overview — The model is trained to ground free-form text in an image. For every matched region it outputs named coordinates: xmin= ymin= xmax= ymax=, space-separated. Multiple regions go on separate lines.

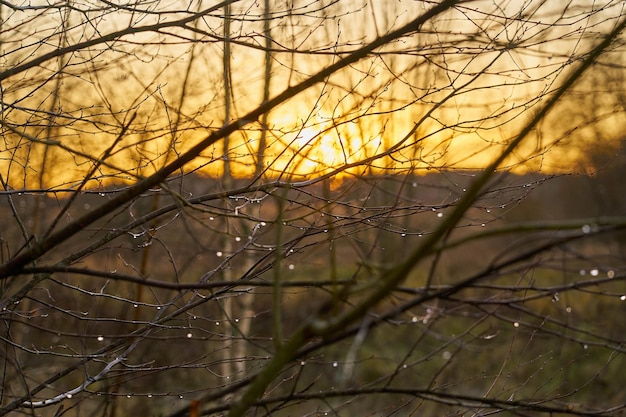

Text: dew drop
xmin=411 ymin=316 xmax=418 ymax=323
xmin=620 ymin=295 xmax=626 ymax=301
xmin=566 ymin=306 xmax=572 ymax=313
xmin=401 ymin=233 xmax=406 ymax=237
xmin=288 ymin=264 xmax=295 ymax=270
xmin=186 ymin=332 xmax=192 ymax=338
xmin=590 ymin=269 xmax=599 ymax=277
xmin=97 ymin=336 xmax=104 ymax=342
xmin=437 ymin=212 xmax=443 ymax=218
xmin=513 ymin=322 xmax=520 ymax=328
xmin=216 ymin=251 xmax=223 ymax=257
xmin=235 ymin=236 xmax=241 ymax=242
xmin=260 ymin=221 xmax=267 ymax=226
xmin=442 ymin=351 xmax=452 ymax=360
xmin=332 ymin=361 xmax=338 ymax=368
xmin=581 ymin=224 xmax=591 ymax=234
xmin=209 ymin=217 xmax=215 ymax=221
xmin=300 ymin=360 xmax=306 ymax=366
xmin=147 ymin=394 xmax=152 ymax=398
xmin=127 ymin=394 xmax=132 ymax=398
xmin=133 ymin=304 xmax=138 ymax=308
xmin=66 ymin=394 xmax=72 ymax=399
xmin=579 ymin=269 xmax=586 ymax=276
xmin=607 ymin=270 xmax=615 ymax=278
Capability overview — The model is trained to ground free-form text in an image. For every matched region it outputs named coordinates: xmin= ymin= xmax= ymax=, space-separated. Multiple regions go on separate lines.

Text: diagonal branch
xmin=0 ymin=1 xmax=238 ymax=82
xmin=0 ymin=0 xmax=463 ymax=279
xmin=225 ymin=9 xmax=626 ymax=417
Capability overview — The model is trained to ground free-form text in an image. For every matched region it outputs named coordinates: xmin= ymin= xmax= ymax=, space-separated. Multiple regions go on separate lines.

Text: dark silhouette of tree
xmin=1 ymin=1 xmax=626 ymax=416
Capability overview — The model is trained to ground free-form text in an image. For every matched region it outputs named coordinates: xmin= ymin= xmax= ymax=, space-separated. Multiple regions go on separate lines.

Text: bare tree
xmin=2 ymin=1 xmax=626 ymax=416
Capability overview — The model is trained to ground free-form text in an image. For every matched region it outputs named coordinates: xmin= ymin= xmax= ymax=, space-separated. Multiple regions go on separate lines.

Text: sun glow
xmin=1 ymin=0 xmax=623 ymax=193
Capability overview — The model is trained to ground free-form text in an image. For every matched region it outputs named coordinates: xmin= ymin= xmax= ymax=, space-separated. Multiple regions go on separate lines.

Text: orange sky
xmin=1 ymin=1 xmax=624 ymax=190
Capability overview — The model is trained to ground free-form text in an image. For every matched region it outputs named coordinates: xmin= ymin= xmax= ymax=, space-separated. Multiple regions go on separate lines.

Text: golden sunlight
xmin=0 ymin=0 xmax=623 ymax=192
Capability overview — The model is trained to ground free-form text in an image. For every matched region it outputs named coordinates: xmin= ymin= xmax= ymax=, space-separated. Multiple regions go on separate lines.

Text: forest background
xmin=1 ymin=1 xmax=626 ymax=416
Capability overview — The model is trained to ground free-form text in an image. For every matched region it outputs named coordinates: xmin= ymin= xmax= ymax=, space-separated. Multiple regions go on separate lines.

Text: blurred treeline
xmin=2 ymin=142 xmax=626 ymax=415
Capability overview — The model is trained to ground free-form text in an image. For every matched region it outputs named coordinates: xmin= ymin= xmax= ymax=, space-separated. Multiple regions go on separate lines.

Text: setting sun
xmin=2 ymin=2 xmax=626 ymax=416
